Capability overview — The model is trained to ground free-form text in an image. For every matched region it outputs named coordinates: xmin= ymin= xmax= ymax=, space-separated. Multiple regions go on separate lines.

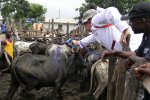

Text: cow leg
xmin=92 ymin=70 xmax=107 ymax=100
xmin=93 ymin=83 xmax=107 ymax=100
xmin=19 ymin=87 xmax=34 ymax=98
xmin=19 ymin=80 xmax=38 ymax=99
xmin=5 ymin=75 xmax=19 ymax=100
xmin=53 ymin=82 xmax=64 ymax=100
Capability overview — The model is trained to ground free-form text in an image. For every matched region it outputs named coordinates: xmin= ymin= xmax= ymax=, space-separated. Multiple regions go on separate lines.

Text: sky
xmin=27 ymin=0 xmax=85 ymax=19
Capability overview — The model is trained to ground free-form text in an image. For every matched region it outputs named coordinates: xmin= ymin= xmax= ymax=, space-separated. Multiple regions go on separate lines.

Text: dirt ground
xmin=0 ymin=73 xmax=94 ymax=100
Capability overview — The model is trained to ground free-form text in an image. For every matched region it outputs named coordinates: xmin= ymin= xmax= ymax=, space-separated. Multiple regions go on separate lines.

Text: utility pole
xmin=58 ymin=9 xmax=60 ymax=19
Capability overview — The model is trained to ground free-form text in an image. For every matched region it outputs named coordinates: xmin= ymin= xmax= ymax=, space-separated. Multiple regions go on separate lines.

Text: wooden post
xmin=122 ymin=35 xmax=140 ymax=100
xmin=51 ymin=18 xmax=54 ymax=43
xmin=10 ymin=17 xmax=14 ymax=29
xmin=66 ymin=22 xmax=69 ymax=39
xmin=6 ymin=17 xmax=10 ymax=31
xmin=114 ymin=35 xmax=131 ymax=100
xmin=80 ymin=26 xmax=83 ymax=38
xmin=48 ymin=20 xmax=51 ymax=32
xmin=107 ymin=35 xmax=131 ymax=100
xmin=107 ymin=56 xmax=117 ymax=100
xmin=35 ymin=23 xmax=38 ymax=35
xmin=18 ymin=19 xmax=22 ymax=35
xmin=122 ymin=71 xmax=139 ymax=100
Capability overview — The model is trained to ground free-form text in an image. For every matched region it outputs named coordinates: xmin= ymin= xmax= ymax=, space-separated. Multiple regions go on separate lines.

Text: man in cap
xmin=101 ymin=1 xmax=150 ymax=100
xmin=70 ymin=6 xmax=141 ymax=51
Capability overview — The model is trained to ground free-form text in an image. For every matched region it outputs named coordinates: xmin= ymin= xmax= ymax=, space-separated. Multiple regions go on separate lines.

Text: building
xmin=43 ymin=18 xmax=78 ymax=34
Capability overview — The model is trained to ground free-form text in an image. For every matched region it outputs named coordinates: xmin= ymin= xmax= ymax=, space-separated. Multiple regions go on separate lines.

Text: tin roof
xmin=44 ymin=18 xmax=78 ymax=24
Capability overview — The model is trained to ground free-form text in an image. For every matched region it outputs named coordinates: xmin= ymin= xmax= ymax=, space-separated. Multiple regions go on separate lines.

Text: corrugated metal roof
xmin=44 ymin=18 xmax=78 ymax=24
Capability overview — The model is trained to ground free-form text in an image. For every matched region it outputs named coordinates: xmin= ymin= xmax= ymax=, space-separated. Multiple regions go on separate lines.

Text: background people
xmin=101 ymin=1 xmax=150 ymax=100
xmin=1 ymin=22 xmax=6 ymax=34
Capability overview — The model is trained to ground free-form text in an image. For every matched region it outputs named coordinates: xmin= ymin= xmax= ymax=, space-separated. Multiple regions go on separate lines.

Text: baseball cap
xmin=82 ymin=9 xmax=97 ymax=24
xmin=121 ymin=1 xmax=150 ymax=20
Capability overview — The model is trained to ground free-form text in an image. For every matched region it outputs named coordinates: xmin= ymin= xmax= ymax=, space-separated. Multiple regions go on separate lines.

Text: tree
xmin=13 ymin=0 xmax=31 ymax=21
xmin=1 ymin=0 xmax=31 ymax=21
xmin=76 ymin=0 xmax=150 ymax=21
xmin=1 ymin=0 xmax=47 ymax=22
xmin=28 ymin=3 xmax=47 ymax=22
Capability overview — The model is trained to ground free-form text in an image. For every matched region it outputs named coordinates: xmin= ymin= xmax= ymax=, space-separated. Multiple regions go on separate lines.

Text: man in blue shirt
xmin=1 ymin=22 xmax=6 ymax=34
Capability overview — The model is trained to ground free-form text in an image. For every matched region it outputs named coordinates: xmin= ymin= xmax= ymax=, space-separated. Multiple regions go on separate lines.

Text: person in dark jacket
xmin=101 ymin=1 xmax=150 ymax=100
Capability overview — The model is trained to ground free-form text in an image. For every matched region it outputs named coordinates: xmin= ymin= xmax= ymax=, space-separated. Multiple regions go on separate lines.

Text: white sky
xmin=27 ymin=0 xmax=85 ymax=19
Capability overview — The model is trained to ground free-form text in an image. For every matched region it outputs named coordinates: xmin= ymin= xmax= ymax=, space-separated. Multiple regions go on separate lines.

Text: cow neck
xmin=65 ymin=54 xmax=76 ymax=75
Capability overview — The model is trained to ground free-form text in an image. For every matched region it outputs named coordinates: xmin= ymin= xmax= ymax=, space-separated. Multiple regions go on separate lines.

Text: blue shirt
xmin=1 ymin=24 xmax=6 ymax=32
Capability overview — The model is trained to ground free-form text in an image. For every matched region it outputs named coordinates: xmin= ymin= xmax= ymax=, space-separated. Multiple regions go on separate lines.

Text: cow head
xmin=66 ymin=52 xmax=87 ymax=75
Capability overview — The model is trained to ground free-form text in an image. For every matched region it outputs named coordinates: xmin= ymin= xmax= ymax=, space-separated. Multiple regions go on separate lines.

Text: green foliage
xmin=29 ymin=3 xmax=47 ymax=22
xmin=1 ymin=0 xmax=47 ymax=22
xmin=14 ymin=0 xmax=31 ymax=21
xmin=76 ymin=0 xmax=150 ymax=20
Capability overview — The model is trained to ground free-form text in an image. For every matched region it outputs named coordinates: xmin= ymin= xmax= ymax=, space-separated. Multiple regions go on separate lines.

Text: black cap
xmin=121 ymin=1 xmax=150 ymax=20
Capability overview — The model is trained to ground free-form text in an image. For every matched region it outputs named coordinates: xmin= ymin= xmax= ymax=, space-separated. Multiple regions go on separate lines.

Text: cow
xmin=79 ymin=50 xmax=102 ymax=92
xmin=5 ymin=44 xmax=86 ymax=100
xmin=29 ymin=42 xmax=47 ymax=55
xmin=14 ymin=41 xmax=36 ymax=57
xmin=88 ymin=59 xmax=108 ymax=100
xmin=85 ymin=50 xmax=102 ymax=66
xmin=45 ymin=44 xmax=71 ymax=59
xmin=46 ymin=44 xmax=85 ymax=76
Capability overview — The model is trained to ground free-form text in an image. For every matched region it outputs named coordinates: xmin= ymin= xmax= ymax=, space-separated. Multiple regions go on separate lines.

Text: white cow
xmin=14 ymin=41 xmax=36 ymax=57
xmin=88 ymin=59 xmax=109 ymax=100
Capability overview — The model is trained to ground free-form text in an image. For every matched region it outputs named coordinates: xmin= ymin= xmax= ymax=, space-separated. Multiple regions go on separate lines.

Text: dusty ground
xmin=0 ymin=73 xmax=93 ymax=100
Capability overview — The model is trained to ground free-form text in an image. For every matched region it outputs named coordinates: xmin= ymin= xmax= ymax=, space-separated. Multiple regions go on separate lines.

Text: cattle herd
xmin=0 ymin=34 xmax=109 ymax=100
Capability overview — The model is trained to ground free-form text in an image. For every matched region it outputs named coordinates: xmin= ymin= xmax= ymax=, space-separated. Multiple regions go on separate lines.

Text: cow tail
xmin=88 ymin=59 xmax=101 ymax=95
xmin=1 ymin=52 xmax=11 ymax=72
xmin=12 ymin=57 xmax=25 ymax=88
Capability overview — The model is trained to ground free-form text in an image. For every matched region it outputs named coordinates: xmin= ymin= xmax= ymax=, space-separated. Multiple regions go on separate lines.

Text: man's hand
xmin=72 ymin=40 xmax=79 ymax=46
xmin=120 ymin=28 xmax=130 ymax=44
xmin=125 ymin=55 xmax=145 ymax=70
xmin=101 ymin=50 xmax=116 ymax=62
xmin=66 ymin=38 xmax=79 ymax=48
xmin=135 ymin=63 xmax=150 ymax=79
xmin=125 ymin=56 xmax=135 ymax=70
xmin=120 ymin=33 xmax=128 ymax=44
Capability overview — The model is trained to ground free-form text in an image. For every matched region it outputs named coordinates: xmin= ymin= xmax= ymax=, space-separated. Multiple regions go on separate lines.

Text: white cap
xmin=82 ymin=9 xmax=97 ymax=24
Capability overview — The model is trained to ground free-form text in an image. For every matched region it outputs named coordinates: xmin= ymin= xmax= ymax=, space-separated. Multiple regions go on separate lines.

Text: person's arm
xmin=101 ymin=50 xmax=135 ymax=59
xmin=1 ymin=40 xmax=7 ymax=52
xmin=72 ymin=34 xmax=97 ymax=48
xmin=120 ymin=28 xmax=130 ymax=44
xmin=1 ymin=39 xmax=7 ymax=45
xmin=135 ymin=63 xmax=150 ymax=79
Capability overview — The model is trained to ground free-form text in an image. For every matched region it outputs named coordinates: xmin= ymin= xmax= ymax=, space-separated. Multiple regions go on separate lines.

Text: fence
xmin=107 ymin=35 xmax=139 ymax=100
